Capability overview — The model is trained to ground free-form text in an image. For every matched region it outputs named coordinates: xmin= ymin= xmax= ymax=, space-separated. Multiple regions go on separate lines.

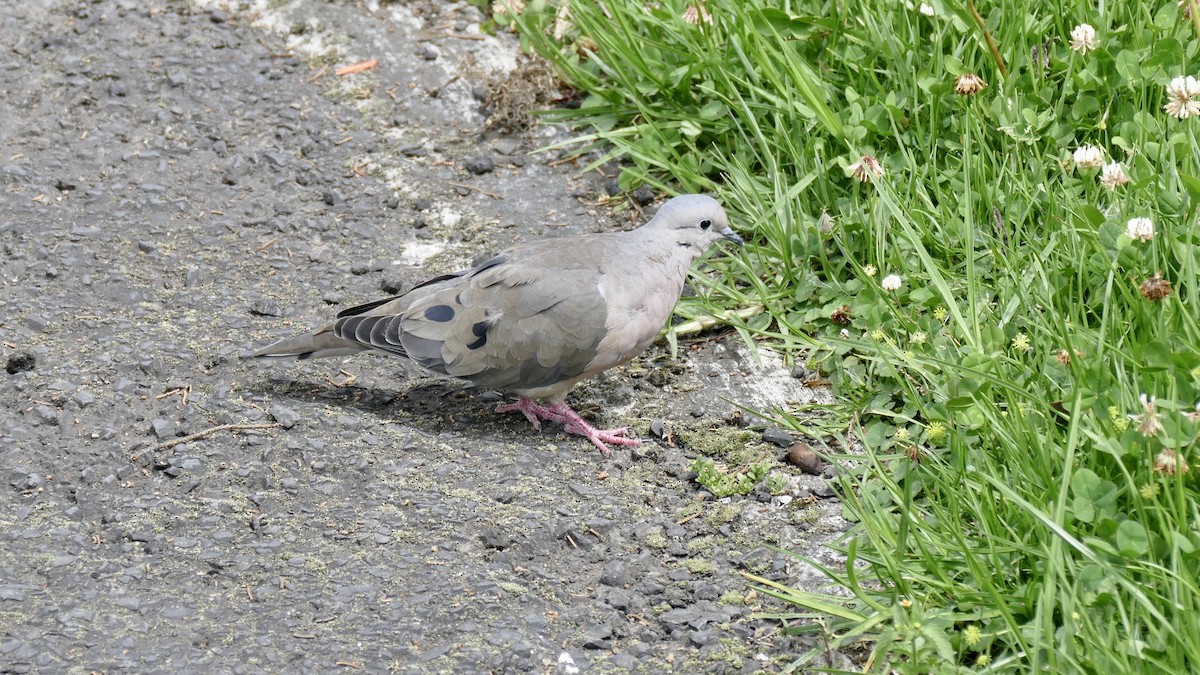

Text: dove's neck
xmin=630 ymin=223 xmax=705 ymax=279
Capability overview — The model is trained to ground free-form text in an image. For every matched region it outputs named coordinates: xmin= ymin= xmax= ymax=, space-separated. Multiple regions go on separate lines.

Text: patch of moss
xmin=681 ymin=558 xmax=714 ymax=575
xmin=675 ymin=424 xmax=764 ymax=464
xmin=718 ymin=590 xmax=748 ymax=606
xmin=622 ymin=360 xmax=650 ymax=379
xmin=301 ymin=556 xmax=329 ymax=575
xmin=686 ymin=535 xmax=717 ymax=555
xmin=704 ymin=502 xmax=742 ymax=527
xmin=643 ymin=530 xmax=668 ymax=550
xmin=788 ymin=503 xmax=822 ymax=526
xmin=497 ymin=582 xmax=527 ymax=595
xmin=676 ymin=501 xmax=706 ymax=521
xmin=707 ymin=637 xmax=750 ymax=669
xmin=680 ymin=636 xmax=749 ymax=671
xmin=739 ymin=556 xmax=772 ymax=576
xmin=617 ymin=462 xmax=658 ymax=492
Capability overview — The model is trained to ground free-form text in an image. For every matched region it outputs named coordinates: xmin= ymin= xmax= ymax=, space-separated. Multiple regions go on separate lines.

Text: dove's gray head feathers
xmin=251 ymin=194 xmax=740 ymax=403
xmin=640 ymin=194 xmax=742 ymax=252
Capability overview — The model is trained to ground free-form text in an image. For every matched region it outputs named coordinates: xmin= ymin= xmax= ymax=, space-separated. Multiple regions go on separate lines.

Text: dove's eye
xmin=700 ymin=219 xmax=712 ymax=230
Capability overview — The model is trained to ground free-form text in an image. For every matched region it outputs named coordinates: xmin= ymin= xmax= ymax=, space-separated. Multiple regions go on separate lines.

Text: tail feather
xmin=250 ymin=327 xmax=370 ymax=361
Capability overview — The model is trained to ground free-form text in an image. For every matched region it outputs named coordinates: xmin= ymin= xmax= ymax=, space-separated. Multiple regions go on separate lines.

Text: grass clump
xmin=507 ymin=0 xmax=1200 ymax=672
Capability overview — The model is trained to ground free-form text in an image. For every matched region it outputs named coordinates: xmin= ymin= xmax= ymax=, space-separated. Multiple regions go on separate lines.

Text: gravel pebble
xmin=761 ymin=427 xmax=793 ymax=447
xmin=268 ymin=404 xmax=300 ymax=429
xmin=249 ymin=299 xmax=282 ymax=317
xmin=649 ymin=418 xmax=669 ymax=439
xmin=631 ymin=185 xmax=655 ymax=206
xmin=380 ymin=271 xmax=409 ymax=295
xmin=5 ymin=352 xmax=36 ymax=374
xmin=464 ymin=155 xmax=495 ymax=175
xmin=151 ymin=419 xmax=177 ymax=439
xmin=415 ymin=43 xmax=438 ymax=60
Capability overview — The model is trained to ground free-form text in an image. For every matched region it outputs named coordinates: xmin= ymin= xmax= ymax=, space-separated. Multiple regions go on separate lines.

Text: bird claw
xmin=495 ymin=397 xmax=640 ymax=456
xmin=565 ymin=422 xmax=641 ymax=457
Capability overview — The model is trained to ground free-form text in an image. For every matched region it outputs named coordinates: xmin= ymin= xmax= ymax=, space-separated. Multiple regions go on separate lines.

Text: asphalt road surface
xmin=0 ymin=1 xmax=846 ymax=672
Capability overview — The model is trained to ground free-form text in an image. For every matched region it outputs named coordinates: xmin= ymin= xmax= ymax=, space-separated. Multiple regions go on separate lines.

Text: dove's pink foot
xmin=494 ymin=396 xmax=567 ymax=429
xmin=495 ymin=397 xmax=641 ymax=456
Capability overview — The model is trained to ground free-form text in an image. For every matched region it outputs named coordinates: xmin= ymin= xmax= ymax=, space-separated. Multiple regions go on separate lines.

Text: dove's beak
xmin=720 ymin=227 xmax=744 ymax=246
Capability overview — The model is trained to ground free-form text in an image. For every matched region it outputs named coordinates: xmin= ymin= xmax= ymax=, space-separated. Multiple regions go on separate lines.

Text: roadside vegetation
xmin=499 ymin=0 xmax=1200 ymax=671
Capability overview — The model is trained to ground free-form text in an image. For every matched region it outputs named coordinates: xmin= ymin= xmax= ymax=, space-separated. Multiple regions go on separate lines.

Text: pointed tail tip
xmin=245 ymin=334 xmax=323 ymax=361
xmin=242 ymin=348 xmax=301 ymax=360
xmin=246 ymin=329 xmax=372 ymax=362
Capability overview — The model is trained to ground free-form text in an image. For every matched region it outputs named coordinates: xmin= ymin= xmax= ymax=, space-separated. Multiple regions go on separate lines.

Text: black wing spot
xmin=424 ymin=305 xmax=455 ymax=322
xmin=466 ymin=321 xmax=489 ymax=350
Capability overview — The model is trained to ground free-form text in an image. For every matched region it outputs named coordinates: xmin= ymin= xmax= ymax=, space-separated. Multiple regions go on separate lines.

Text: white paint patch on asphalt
xmin=437 ymin=207 xmax=463 ymax=229
xmin=394 ymin=241 xmax=446 ymax=267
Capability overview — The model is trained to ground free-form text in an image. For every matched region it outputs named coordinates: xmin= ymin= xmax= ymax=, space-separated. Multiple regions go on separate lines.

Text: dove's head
xmin=646 ymin=194 xmax=743 ymax=251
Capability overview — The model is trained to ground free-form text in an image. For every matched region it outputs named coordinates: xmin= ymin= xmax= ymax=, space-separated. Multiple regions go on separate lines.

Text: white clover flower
xmin=919 ymin=3 xmax=935 ymax=16
xmin=1073 ymin=145 xmax=1104 ymax=169
xmin=881 ymin=274 xmax=903 ymax=291
xmin=1069 ymin=24 xmax=1098 ymax=54
xmin=1140 ymin=272 xmax=1172 ymax=301
xmin=863 ymin=264 xmax=877 ymax=277
xmin=1012 ymin=333 xmax=1032 ymax=352
xmin=1153 ymin=449 xmax=1189 ymax=474
xmin=848 ymin=154 xmax=884 ymax=182
xmin=552 ymin=2 xmax=573 ymax=40
xmin=1164 ymin=75 xmax=1200 ymax=119
xmin=1099 ymin=161 xmax=1129 ymax=189
xmin=491 ymin=0 xmax=525 ymax=16
xmin=682 ymin=3 xmax=713 ymax=25
xmin=1185 ymin=402 xmax=1200 ymax=423
xmin=954 ymin=73 xmax=987 ymax=96
xmin=1133 ymin=393 xmax=1164 ymax=438
xmin=817 ymin=210 xmax=835 ymax=233
xmin=1126 ymin=217 xmax=1154 ymax=242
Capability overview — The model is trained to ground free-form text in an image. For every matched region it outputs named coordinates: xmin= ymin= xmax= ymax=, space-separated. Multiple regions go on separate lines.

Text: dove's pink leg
xmin=494 ymin=397 xmax=640 ymax=456
xmin=494 ymin=396 xmax=568 ymax=430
